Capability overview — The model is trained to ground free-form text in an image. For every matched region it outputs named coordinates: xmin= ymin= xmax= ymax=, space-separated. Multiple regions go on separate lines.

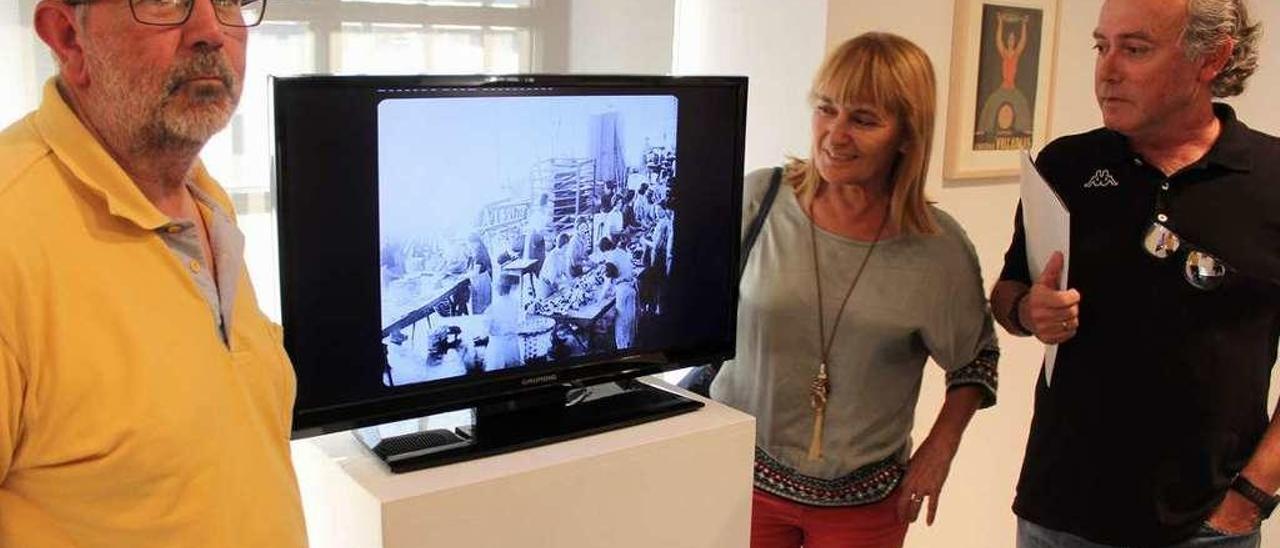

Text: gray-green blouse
xmin=710 ymin=167 xmax=999 ymax=506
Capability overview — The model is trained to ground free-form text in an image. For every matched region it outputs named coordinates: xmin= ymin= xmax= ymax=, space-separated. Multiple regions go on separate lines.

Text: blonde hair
xmin=788 ymin=32 xmax=939 ymax=236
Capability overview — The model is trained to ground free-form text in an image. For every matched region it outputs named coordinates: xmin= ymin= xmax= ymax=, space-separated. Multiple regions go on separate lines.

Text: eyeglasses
xmin=67 ymin=0 xmax=267 ymax=28
xmin=1141 ymin=217 xmax=1231 ymax=291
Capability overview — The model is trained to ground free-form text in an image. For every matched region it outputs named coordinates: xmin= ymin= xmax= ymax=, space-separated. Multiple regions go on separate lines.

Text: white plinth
xmin=291 ymin=379 xmax=756 ymax=548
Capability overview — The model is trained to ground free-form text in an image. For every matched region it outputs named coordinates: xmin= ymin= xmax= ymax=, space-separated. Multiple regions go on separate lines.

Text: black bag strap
xmin=681 ymin=167 xmax=783 ymax=394
xmin=739 ymin=166 xmax=784 ymax=277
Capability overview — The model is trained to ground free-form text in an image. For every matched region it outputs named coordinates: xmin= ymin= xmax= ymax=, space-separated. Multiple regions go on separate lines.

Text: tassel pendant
xmin=807 ymin=362 xmax=830 ymax=460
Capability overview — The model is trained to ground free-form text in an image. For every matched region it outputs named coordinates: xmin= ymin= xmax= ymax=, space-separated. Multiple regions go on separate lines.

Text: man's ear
xmin=1198 ymin=37 xmax=1236 ymax=86
xmin=34 ymin=0 xmax=88 ymax=87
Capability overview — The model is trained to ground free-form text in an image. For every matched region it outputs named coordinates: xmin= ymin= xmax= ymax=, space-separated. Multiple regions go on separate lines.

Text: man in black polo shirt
xmin=991 ymin=0 xmax=1280 ymax=546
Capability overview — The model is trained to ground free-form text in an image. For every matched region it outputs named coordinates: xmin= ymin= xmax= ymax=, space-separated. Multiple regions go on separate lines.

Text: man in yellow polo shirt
xmin=0 ymin=0 xmax=306 ymax=546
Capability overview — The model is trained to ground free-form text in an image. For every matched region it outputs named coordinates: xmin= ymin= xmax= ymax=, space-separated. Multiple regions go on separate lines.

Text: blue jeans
xmin=1017 ymin=518 xmax=1260 ymax=548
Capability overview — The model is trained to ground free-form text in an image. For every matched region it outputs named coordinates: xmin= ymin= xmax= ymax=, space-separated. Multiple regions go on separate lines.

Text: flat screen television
xmin=274 ymin=74 xmax=747 ymax=471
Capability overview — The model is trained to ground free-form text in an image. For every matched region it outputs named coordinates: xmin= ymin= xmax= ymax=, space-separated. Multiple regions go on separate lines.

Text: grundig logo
xmin=521 ymin=374 xmax=559 ymax=386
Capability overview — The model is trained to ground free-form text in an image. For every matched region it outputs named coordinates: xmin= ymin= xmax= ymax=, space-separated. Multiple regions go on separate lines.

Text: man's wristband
xmin=1231 ymin=474 xmax=1279 ymax=519
xmin=1007 ymin=288 xmax=1033 ymax=336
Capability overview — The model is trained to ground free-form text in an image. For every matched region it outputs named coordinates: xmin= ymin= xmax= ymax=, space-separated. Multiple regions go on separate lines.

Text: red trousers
xmin=751 ymin=489 xmax=909 ymax=548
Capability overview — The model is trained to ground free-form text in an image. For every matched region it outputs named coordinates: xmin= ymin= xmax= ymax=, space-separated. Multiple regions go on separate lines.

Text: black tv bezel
xmin=273 ymin=73 xmax=749 ymax=438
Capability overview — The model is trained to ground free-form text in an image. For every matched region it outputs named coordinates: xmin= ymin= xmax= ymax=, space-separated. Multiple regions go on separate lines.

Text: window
xmin=231 ymin=0 xmax=562 ymax=318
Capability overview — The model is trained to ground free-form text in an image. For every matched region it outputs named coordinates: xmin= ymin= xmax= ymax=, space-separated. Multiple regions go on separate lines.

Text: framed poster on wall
xmin=944 ymin=0 xmax=1060 ymax=180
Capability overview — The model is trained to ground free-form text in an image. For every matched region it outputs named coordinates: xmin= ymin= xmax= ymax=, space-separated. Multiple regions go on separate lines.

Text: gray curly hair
xmin=1182 ymin=0 xmax=1263 ymax=97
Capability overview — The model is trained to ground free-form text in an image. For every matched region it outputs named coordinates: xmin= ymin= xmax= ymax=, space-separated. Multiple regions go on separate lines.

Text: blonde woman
xmin=710 ymin=33 xmax=1000 ymax=547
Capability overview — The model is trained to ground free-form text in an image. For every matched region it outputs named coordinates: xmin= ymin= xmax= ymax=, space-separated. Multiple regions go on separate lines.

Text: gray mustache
xmin=164 ymin=52 xmax=237 ymax=95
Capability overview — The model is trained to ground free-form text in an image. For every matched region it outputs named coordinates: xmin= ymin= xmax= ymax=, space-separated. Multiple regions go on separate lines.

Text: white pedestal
xmin=291 ymin=380 xmax=756 ymax=548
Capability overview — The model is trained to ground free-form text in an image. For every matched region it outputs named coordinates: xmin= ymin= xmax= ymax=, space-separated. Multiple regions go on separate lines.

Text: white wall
xmin=1225 ymin=0 xmax=1280 ymax=135
xmin=683 ymin=0 xmax=1280 ymax=546
xmin=568 ymin=0 xmax=675 ymax=73
xmin=672 ymin=0 xmax=827 ymax=169
xmin=0 ymin=0 xmax=35 ymax=125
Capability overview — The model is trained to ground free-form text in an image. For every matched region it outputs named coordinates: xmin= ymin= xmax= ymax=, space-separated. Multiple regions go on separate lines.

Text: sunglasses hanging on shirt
xmin=1141 ymin=220 xmax=1230 ymax=290
xmin=1141 ymin=180 xmax=1231 ymax=291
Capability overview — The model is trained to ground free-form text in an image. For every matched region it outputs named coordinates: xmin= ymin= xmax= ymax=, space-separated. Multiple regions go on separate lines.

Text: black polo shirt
xmin=1000 ymin=104 xmax=1280 ymax=547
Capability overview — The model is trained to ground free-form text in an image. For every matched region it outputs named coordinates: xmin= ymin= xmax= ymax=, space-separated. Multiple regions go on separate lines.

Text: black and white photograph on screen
xmin=377 ymin=94 xmax=679 ymax=388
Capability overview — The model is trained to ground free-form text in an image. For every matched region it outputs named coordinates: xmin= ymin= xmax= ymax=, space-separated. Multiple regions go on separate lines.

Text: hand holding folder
xmin=1019 ymin=153 xmax=1076 ymax=386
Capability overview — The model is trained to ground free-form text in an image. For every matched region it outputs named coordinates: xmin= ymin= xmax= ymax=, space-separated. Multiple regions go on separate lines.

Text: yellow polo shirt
xmin=0 ymin=81 xmax=306 ymax=547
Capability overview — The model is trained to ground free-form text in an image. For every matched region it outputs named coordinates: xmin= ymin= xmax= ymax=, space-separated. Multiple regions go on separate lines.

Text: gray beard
xmin=83 ymin=45 xmax=240 ymax=155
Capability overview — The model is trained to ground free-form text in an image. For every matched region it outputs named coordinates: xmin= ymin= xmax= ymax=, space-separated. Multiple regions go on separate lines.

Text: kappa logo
xmin=1083 ymin=169 xmax=1119 ymax=188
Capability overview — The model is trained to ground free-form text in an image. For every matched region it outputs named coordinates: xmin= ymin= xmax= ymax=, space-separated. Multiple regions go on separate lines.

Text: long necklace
xmin=806 ymin=197 xmax=889 ymax=461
